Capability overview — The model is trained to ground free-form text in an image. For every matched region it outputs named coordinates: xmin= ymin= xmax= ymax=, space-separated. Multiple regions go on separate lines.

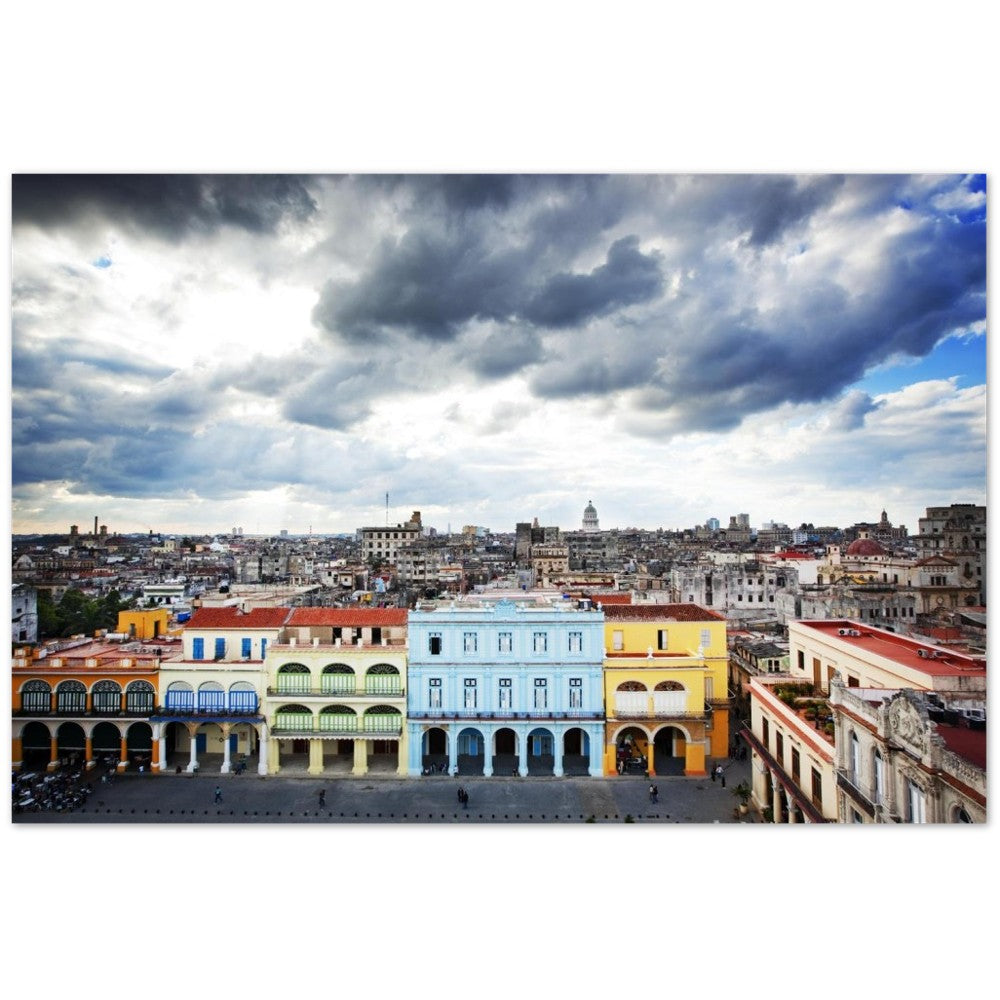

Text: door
xmin=196 ymin=733 xmax=207 ymax=753
xmin=229 ymin=734 xmax=239 ymax=754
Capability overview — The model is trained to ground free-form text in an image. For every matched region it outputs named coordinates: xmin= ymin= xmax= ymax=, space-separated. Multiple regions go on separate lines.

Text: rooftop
xmin=187 ymin=607 xmax=293 ymax=630
xmin=793 ymin=619 xmax=986 ymax=678
xmin=287 ymin=607 xmax=408 ymax=627
xmin=603 ymin=604 xmax=725 ymax=623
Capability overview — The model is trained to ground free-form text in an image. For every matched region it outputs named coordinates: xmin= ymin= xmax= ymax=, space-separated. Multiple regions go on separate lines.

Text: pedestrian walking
xmin=711 ymin=765 xmax=716 ymax=782
xmin=214 ymin=785 xmax=222 ymax=804
xmin=715 ymin=764 xmax=725 ymax=788
xmin=318 ymin=789 xmax=326 ymax=808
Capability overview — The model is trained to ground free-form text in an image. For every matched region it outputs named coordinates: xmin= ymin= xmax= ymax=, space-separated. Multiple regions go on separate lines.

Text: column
xmin=396 ymin=727 xmax=408 ymax=777
xmin=258 ymin=724 xmax=270 ymax=776
xmin=448 ymin=727 xmax=458 ymax=776
xmin=308 ymin=738 xmax=324 ymax=775
xmin=151 ymin=728 xmax=161 ymax=773
xmin=187 ymin=726 xmax=199 ymax=772
xmin=12 ymin=736 xmax=23 ymax=771
xmin=84 ymin=736 xmax=94 ymax=769
xmin=589 ymin=726 xmax=603 ymax=777
xmin=517 ymin=729 xmax=528 ymax=777
xmin=482 ymin=728 xmax=493 ymax=777
xmin=118 ymin=735 xmax=128 ymax=771
xmin=220 ymin=725 xmax=232 ymax=774
xmin=785 ymin=790 xmax=798 ymax=824
xmin=553 ymin=729 xmax=564 ymax=777
xmin=771 ymin=776 xmax=782 ymax=823
xmin=48 ymin=735 xmax=59 ymax=771
xmin=157 ymin=731 xmax=167 ymax=773
xmin=352 ymin=738 xmax=369 ymax=776
xmin=267 ymin=735 xmax=280 ymax=775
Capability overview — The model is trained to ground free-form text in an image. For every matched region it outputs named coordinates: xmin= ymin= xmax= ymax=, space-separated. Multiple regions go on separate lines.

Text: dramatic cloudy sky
xmin=11 ymin=173 xmax=986 ymax=536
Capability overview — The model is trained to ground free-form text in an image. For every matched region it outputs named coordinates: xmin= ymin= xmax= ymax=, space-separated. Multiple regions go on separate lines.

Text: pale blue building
xmin=406 ymin=598 xmax=605 ymax=776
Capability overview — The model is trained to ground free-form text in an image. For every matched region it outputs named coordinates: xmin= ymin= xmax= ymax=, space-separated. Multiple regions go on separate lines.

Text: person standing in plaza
xmin=214 ymin=785 xmax=222 ymax=804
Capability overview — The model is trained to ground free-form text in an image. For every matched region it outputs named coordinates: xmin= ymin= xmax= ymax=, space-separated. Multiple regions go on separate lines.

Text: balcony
xmin=404 ymin=710 xmax=603 ymax=722
xmin=266 ymin=685 xmax=405 ymax=699
xmin=271 ymin=720 xmax=403 ymax=736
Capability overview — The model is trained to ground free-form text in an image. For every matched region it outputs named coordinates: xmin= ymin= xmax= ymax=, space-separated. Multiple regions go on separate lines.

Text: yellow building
xmin=116 ymin=608 xmax=174 ymax=641
xmin=602 ymin=604 xmax=729 ymax=777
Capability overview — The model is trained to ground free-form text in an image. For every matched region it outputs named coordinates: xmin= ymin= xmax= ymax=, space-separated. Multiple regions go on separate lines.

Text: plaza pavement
xmin=12 ymin=755 xmax=754 ymax=825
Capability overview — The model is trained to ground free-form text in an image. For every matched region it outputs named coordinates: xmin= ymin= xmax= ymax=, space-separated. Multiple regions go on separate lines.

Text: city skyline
xmin=11 ymin=174 xmax=986 ymax=537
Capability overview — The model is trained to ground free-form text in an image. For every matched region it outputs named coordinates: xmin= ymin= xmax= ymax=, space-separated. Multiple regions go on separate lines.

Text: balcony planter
xmin=732 ymin=780 xmax=752 ymax=815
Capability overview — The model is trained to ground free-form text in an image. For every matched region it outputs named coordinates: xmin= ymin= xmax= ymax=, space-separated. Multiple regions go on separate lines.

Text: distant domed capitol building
xmin=582 ymin=501 xmax=600 ymax=533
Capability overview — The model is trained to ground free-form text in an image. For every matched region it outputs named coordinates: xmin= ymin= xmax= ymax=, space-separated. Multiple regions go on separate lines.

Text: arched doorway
xmin=126 ymin=680 xmax=155 ymax=715
xmin=527 ymin=727 xmax=555 ymax=776
xmin=492 ymin=727 xmax=518 ymax=776
xmin=319 ymin=706 xmax=356 ymax=772
xmin=275 ymin=704 xmax=313 ymax=770
xmin=562 ymin=727 xmax=590 ymax=775
xmin=56 ymin=721 xmax=87 ymax=764
xmin=127 ymin=722 xmax=153 ymax=768
xmin=422 ymin=727 xmax=448 ymax=773
xmin=653 ymin=725 xmax=688 ymax=776
xmin=456 ymin=726 xmax=485 ymax=776
xmin=615 ymin=725 xmax=649 ymax=775
xmin=91 ymin=721 xmax=121 ymax=765
xmin=20 ymin=721 xmax=51 ymax=770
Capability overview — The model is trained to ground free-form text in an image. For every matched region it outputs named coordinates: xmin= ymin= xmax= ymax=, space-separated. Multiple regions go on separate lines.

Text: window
xmin=797 ymin=650 xmax=804 ymax=671
xmin=534 ymin=678 xmax=548 ymax=709
xmin=811 ymin=767 xmax=823 ymax=808
xmin=700 ymin=628 xmax=711 ymax=649
xmin=762 ymin=717 xmax=770 ymax=751
xmin=791 ymin=747 xmax=800 ymax=785
xmin=852 ymin=810 xmax=864 ymax=823
xmin=93 ymin=680 xmax=122 ymax=714
xmin=21 ymin=680 xmax=51 ymax=714
xmin=498 ymin=678 xmax=512 ymax=710
xmin=850 ymin=733 xmax=860 ymax=785
xmin=429 ymin=633 xmax=442 ymax=655
xmin=569 ymin=631 xmax=583 ymax=653
xmin=241 ymin=637 xmax=252 ymax=659
xmin=126 ymin=681 xmax=154 ymax=714
xmin=464 ymin=679 xmax=477 ymax=710
xmin=261 ymin=638 xmax=268 ymax=659
xmin=498 ymin=631 xmax=512 ymax=653
xmin=214 ymin=637 xmax=226 ymax=660
xmin=428 ymin=678 xmax=441 ymax=709
xmin=193 ymin=637 xmax=205 ymax=660
xmin=533 ymin=632 xmax=548 ymax=654
xmin=569 ymin=678 xmax=582 ymax=709
xmin=463 ymin=632 xmax=478 ymax=654
xmin=907 ymin=780 xmax=926 ymax=823
xmin=657 ymin=629 xmax=668 ymax=650
xmin=775 ymin=731 xmax=784 ymax=764
xmin=612 ymin=630 xmax=624 ymax=651
xmin=873 ymin=750 xmax=884 ymax=805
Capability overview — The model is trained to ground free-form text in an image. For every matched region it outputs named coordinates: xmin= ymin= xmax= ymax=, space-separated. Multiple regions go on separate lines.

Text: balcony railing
xmin=405 ymin=710 xmax=603 ymax=721
xmin=272 ymin=719 xmax=403 ymax=736
xmin=266 ymin=685 xmax=405 ymax=698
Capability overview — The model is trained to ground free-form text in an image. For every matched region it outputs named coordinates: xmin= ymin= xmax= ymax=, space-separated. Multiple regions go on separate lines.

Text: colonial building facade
xmin=406 ymin=598 xmax=605 ymax=776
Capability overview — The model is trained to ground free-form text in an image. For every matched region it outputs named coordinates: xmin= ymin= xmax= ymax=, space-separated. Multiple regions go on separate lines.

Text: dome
xmin=584 ymin=501 xmax=597 ymax=515
xmin=846 ymin=537 xmax=887 ymax=557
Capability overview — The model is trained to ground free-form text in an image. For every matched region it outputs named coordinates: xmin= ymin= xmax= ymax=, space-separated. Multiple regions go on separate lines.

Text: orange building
xmin=12 ymin=637 xmax=164 ymax=773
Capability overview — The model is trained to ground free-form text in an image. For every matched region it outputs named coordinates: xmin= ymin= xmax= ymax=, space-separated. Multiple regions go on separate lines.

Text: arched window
xmin=197 ymin=680 xmax=225 ymax=712
xmin=365 ymin=663 xmax=401 ymax=695
xmin=92 ymin=679 xmax=123 ymax=714
xmin=275 ymin=704 xmax=313 ymax=732
xmin=321 ymin=663 xmax=355 ymax=695
xmin=277 ymin=663 xmax=311 ymax=694
xmin=166 ymin=681 xmax=194 ymax=712
xmin=21 ymin=679 xmax=51 ymax=714
xmin=56 ymin=680 xmax=87 ymax=714
xmin=850 ymin=732 xmax=860 ymax=786
xmin=654 ymin=680 xmax=685 ymax=691
xmin=126 ymin=680 xmax=154 ymax=714
xmin=617 ymin=681 xmax=647 ymax=692
xmin=953 ymin=805 xmax=973 ymax=823
xmin=364 ymin=705 xmax=402 ymax=733
xmin=228 ymin=681 xmax=258 ymax=714
xmin=319 ymin=704 xmax=358 ymax=731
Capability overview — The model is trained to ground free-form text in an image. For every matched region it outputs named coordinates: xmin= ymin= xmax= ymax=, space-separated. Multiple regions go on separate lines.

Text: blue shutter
xmin=193 ymin=638 xmax=204 ymax=660
xmin=261 ymin=638 xmax=267 ymax=659
xmin=242 ymin=637 xmax=252 ymax=658
xmin=214 ymin=637 xmax=225 ymax=659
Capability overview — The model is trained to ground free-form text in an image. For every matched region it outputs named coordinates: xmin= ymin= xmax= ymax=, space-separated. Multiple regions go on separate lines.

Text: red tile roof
xmin=603 ymin=604 xmax=726 ymax=623
xmin=587 ymin=593 xmax=632 ymax=604
xmin=187 ymin=607 xmax=293 ymax=629
xmin=288 ymin=608 xmax=409 ymax=627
